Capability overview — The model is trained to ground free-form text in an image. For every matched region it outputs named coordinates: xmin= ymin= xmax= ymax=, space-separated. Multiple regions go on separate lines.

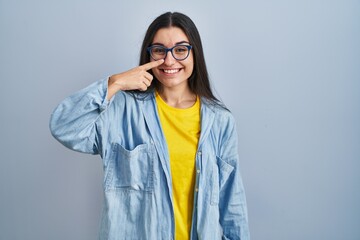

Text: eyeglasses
xmin=147 ymin=45 xmax=192 ymax=61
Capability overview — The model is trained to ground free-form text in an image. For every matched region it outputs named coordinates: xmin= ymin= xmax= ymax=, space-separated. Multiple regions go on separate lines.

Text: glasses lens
xmin=150 ymin=46 xmax=166 ymax=60
xmin=173 ymin=45 xmax=190 ymax=60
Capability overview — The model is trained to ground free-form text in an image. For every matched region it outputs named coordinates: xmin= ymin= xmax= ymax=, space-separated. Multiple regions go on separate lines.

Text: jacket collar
xmin=141 ymin=92 xmax=216 ymax=150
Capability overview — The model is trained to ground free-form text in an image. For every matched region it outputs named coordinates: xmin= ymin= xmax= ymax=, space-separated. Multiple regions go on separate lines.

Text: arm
xmin=49 ymin=79 xmax=111 ymax=154
xmin=49 ymin=59 xmax=164 ymax=154
xmin=219 ymin=116 xmax=250 ymax=240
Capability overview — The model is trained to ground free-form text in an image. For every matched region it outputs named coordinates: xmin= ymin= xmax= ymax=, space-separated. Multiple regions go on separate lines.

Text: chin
xmin=156 ymin=78 xmax=189 ymax=89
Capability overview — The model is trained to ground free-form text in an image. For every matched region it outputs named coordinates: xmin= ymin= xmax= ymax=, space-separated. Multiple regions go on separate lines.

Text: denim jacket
xmin=50 ymin=79 xmax=250 ymax=240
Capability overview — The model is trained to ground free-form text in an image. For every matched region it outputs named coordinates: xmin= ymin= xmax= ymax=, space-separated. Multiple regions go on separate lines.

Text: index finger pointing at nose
xmin=142 ymin=59 xmax=164 ymax=71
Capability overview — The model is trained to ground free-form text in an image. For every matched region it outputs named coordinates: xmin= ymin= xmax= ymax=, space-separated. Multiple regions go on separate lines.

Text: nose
xmin=163 ymin=50 xmax=176 ymax=66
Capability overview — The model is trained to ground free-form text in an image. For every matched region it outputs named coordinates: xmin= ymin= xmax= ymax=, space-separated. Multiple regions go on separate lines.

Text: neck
xmin=157 ymin=85 xmax=197 ymax=109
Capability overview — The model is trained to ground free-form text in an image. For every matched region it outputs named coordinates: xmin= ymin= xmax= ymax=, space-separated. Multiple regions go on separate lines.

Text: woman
xmin=50 ymin=12 xmax=250 ymax=240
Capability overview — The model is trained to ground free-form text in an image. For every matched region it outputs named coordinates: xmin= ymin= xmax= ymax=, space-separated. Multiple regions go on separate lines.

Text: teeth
xmin=163 ymin=69 xmax=180 ymax=74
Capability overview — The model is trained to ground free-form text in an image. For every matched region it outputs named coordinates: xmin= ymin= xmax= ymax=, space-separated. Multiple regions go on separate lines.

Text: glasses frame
xmin=147 ymin=45 xmax=193 ymax=61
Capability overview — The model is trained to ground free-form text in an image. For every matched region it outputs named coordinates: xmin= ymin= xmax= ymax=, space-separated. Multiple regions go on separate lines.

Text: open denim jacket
xmin=50 ymin=79 xmax=250 ymax=240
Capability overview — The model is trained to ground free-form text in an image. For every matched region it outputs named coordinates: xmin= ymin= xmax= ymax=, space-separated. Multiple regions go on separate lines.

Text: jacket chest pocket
xmin=210 ymin=156 xmax=234 ymax=205
xmin=104 ymin=143 xmax=154 ymax=192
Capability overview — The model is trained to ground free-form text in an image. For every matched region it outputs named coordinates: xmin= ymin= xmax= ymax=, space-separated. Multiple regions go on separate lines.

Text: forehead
xmin=152 ymin=27 xmax=189 ymax=46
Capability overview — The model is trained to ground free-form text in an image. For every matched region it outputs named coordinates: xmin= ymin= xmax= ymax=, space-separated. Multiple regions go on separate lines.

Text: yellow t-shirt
xmin=156 ymin=92 xmax=201 ymax=240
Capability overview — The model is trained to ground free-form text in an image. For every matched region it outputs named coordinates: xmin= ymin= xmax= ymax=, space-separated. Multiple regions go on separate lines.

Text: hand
xmin=107 ymin=59 xmax=164 ymax=99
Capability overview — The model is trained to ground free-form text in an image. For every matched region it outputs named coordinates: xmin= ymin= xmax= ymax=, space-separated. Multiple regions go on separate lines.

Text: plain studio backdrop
xmin=1 ymin=0 xmax=359 ymax=239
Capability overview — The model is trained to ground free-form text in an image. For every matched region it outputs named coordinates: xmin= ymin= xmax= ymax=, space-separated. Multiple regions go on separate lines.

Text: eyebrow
xmin=151 ymin=41 xmax=190 ymax=46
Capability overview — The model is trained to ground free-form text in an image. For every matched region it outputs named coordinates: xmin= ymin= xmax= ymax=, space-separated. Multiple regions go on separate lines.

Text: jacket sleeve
xmin=219 ymin=114 xmax=250 ymax=240
xmin=49 ymin=79 xmax=112 ymax=155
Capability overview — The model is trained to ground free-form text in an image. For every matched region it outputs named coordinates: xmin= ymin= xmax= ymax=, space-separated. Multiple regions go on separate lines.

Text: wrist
xmin=107 ymin=75 xmax=123 ymax=100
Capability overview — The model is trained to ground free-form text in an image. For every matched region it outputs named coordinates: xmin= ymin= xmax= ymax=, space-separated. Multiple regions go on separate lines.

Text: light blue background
xmin=1 ymin=0 xmax=359 ymax=239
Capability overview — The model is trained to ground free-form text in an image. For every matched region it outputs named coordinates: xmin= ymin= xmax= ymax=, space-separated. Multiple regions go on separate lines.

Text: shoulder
xmin=202 ymin=98 xmax=235 ymax=125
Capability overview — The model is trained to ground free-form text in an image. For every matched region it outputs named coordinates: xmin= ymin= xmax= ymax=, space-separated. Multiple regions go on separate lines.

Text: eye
xmin=152 ymin=47 xmax=166 ymax=54
xmin=174 ymin=46 xmax=188 ymax=54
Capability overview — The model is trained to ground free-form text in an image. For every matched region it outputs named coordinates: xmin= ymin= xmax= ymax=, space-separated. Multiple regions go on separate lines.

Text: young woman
xmin=50 ymin=12 xmax=250 ymax=240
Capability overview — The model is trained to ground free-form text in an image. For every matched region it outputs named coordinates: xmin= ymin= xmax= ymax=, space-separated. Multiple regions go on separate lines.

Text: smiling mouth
xmin=161 ymin=68 xmax=181 ymax=74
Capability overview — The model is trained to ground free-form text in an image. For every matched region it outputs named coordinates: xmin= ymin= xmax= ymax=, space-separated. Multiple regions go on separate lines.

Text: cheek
xmin=186 ymin=55 xmax=194 ymax=74
xmin=186 ymin=62 xmax=194 ymax=75
xmin=152 ymin=69 xmax=160 ymax=78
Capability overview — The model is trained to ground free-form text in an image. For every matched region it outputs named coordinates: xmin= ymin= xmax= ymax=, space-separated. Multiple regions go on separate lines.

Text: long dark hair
xmin=133 ymin=12 xmax=221 ymax=105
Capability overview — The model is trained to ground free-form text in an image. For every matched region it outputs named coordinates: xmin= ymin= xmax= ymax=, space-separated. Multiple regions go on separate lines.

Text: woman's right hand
xmin=107 ymin=59 xmax=164 ymax=100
